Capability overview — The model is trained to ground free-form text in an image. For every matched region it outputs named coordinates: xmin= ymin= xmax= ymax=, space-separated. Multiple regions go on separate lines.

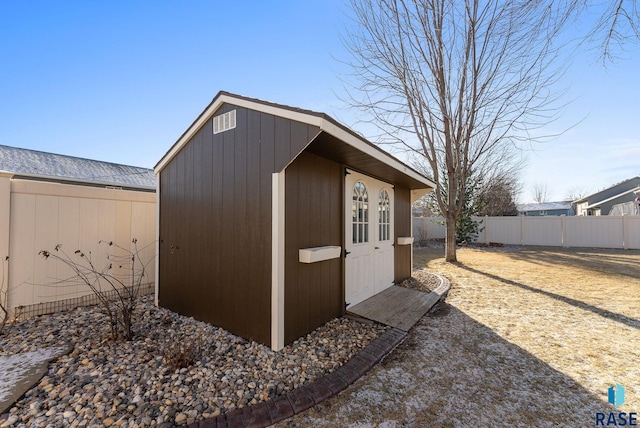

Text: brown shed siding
xmin=283 ymin=152 xmax=343 ymax=345
xmin=159 ymin=103 xmax=320 ymax=347
xmin=394 ymin=185 xmax=412 ymax=282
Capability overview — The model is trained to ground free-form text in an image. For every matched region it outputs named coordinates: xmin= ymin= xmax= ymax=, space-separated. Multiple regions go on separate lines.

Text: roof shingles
xmin=0 ymin=145 xmax=155 ymax=190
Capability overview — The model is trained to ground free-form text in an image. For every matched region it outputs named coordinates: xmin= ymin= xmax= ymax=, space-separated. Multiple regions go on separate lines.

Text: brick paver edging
xmin=187 ymin=327 xmax=407 ymax=428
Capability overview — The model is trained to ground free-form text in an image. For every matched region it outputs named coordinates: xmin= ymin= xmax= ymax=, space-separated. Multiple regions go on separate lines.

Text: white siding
xmin=0 ymin=174 xmax=11 ymax=304
xmin=4 ymin=178 xmax=156 ymax=318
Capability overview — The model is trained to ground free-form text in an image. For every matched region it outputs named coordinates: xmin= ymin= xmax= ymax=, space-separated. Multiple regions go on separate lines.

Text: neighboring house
xmin=0 ymin=144 xmax=156 ymax=319
xmin=154 ymin=91 xmax=435 ymax=351
xmin=517 ymin=201 xmax=574 ymax=216
xmin=574 ymin=176 xmax=640 ymax=216
xmin=609 ymin=198 xmax=640 ymax=215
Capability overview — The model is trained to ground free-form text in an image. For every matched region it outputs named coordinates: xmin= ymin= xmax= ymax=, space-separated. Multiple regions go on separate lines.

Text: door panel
xmin=346 ymin=252 xmax=374 ymax=307
xmin=345 ymin=170 xmax=395 ymax=307
xmin=375 ymin=187 xmax=394 ymax=294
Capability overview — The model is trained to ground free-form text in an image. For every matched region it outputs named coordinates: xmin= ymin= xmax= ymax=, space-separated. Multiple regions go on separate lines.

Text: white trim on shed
xmin=154 ymin=92 xmax=435 ymax=192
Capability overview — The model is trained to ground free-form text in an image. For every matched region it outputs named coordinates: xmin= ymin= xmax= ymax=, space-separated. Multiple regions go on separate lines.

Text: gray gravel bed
xmin=399 ymin=270 xmax=441 ymax=292
xmin=0 ymin=295 xmax=388 ymax=427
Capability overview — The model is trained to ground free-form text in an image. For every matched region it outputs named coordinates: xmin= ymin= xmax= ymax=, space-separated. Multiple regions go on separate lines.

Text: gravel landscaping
xmin=0 ymin=295 xmax=389 ymax=427
xmin=399 ymin=270 xmax=442 ymax=293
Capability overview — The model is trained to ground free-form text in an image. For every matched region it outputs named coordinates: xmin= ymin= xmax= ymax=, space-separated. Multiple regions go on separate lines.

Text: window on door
xmin=352 ymin=181 xmax=369 ymax=243
xmin=378 ymin=189 xmax=391 ymax=241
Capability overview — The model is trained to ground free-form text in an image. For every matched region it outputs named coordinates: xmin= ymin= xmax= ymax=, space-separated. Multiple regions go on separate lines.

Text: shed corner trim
xmin=271 ymin=171 xmax=286 ymax=351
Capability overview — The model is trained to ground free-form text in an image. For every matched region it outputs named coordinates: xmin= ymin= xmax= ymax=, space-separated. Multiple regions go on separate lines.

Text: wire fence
xmin=13 ymin=282 xmax=155 ymax=321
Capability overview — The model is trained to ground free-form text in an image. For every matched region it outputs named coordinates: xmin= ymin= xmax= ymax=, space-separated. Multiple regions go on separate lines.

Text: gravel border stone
xmin=187 ymin=328 xmax=408 ymax=428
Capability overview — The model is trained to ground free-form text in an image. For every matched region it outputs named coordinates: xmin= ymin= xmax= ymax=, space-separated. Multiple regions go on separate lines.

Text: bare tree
xmin=566 ymin=186 xmax=590 ymax=201
xmin=344 ymin=0 xmax=572 ymax=261
xmin=531 ymin=182 xmax=549 ymax=203
xmin=412 ymin=194 xmax=436 ymax=217
xmin=480 ymin=176 xmax=520 ymax=216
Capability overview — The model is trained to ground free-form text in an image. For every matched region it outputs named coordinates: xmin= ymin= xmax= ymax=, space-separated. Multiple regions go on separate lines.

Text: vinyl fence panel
xmin=2 ymin=178 xmax=156 ymax=319
xmin=483 ymin=216 xmax=523 ymax=245
xmin=413 ymin=217 xmax=446 ymax=242
xmin=563 ymin=216 xmax=625 ymax=249
xmin=414 ymin=215 xmax=640 ymax=250
xmin=625 ymin=216 xmax=640 ymax=249
xmin=523 ymin=216 xmax=564 ymax=246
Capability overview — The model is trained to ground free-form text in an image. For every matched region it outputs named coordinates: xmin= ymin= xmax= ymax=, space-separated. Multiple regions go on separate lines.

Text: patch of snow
xmin=0 ymin=346 xmax=67 ymax=402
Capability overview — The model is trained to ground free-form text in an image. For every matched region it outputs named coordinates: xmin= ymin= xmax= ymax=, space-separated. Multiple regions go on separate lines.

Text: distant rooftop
xmin=517 ymin=201 xmax=573 ymax=212
xmin=574 ymin=176 xmax=640 ymax=203
xmin=0 ymin=144 xmax=155 ymax=191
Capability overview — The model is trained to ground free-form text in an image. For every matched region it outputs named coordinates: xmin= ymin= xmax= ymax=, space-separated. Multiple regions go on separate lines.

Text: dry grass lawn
xmin=280 ymin=245 xmax=640 ymax=427
xmin=417 ymin=246 xmax=640 ymax=408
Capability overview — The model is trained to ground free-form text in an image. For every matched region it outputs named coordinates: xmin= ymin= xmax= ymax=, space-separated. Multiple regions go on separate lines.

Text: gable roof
xmin=583 ymin=186 xmax=640 ymax=209
xmin=155 ymin=91 xmax=435 ymax=193
xmin=0 ymin=144 xmax=155 ymax=190
xmin=574 ymin=176 xmax=640 ymax=203
xmin=517 ymin=201 xmax=573 ymax=212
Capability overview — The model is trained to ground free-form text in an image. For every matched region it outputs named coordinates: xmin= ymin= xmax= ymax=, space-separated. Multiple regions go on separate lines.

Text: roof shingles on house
xmin=0 ymin=144 xmax=155 ymax=190
xmin=574 ymin=176 xmax=640 ymax=216
xmin=517 ymin=201 xmax=575 ymax=216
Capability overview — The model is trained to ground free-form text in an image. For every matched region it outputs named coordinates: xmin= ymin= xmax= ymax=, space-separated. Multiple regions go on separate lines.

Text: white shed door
xmin=345 ymin=170 xmax=394 ymax=308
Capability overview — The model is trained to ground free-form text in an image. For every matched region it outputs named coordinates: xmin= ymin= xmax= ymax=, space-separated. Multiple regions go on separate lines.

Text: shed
xmin=154 ymin=92 xmax=435 ymax=351
xmin=0 ymin=144 xmax=156 ymax=319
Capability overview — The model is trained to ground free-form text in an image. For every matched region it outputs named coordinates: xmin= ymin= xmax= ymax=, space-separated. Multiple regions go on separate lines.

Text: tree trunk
xmin=445 ymin=212 xmax=457 ymax=262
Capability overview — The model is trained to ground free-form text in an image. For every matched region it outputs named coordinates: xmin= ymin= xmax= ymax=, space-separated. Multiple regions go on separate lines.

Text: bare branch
xmin=585 ymin=0 xmax=640 ymax=62
xmin=531 ymin=182 xmax=550 ymax=204
xmin=39 ymin=239 xmax=152 ymax=340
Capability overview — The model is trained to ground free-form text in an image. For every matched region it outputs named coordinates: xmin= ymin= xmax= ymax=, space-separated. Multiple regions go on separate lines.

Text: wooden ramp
xmin=347 ymin=285 xmax=445 ymax=331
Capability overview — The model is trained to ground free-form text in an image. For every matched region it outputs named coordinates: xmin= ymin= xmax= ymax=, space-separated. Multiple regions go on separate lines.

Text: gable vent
xmin=213 ymin=110 xmax=236 ymax=134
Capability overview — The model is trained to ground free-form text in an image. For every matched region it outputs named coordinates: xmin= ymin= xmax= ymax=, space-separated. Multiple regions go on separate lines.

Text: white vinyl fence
xmin=413 ymin=217 xmax=447 ymax=242
xmin=413 ymin=215 xmax=640 ymax=250
xmin=0 ymin=173 xmax=156 ymax=319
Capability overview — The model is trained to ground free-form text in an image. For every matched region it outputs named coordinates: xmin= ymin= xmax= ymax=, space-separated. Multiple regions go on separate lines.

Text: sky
xmin=1 ymin=1 xmax=638 ymax=203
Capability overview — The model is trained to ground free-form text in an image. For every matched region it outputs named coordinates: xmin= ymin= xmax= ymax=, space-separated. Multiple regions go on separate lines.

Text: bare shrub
xmin=0 ymin=256 xmax=9 ymax=335
xmin=163 ymin=335 xmax=206 ymax=371
xmin=414 ymin=223 xmax=430 ymax=248
xmin=39 ymin=239 xmax=153 ymax=340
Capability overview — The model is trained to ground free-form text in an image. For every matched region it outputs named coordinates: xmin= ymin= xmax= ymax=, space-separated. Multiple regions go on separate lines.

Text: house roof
xmin=155 ymin=91 xmax=435 ymax=194
xmin=583 ymin=186 xmax=640 ymax=209
xmin=517 ymin=201 xmax=573 ymax=212
xmin=0 ymin=144 xmax=156 ymax=190
xmin=573 ymin=176 xmax=640 ymax=203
